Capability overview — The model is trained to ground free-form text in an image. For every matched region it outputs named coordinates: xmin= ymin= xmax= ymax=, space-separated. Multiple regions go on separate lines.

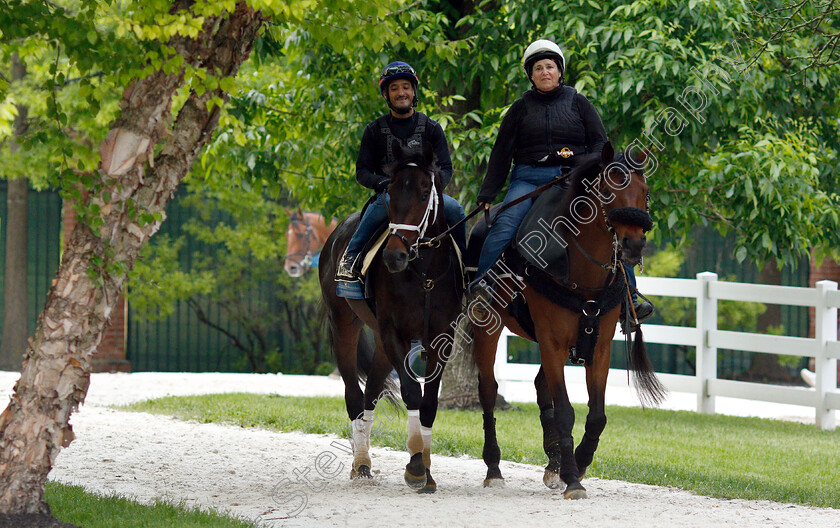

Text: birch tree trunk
xmin=0 ymin=3 xmax=264 ymax=514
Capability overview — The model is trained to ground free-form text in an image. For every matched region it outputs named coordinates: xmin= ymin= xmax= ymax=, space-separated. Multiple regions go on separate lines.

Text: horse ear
xmin=422 ymin=140 xmax=435 ymax=167
xmin=601 ymin=141 xmax=614 ymax=165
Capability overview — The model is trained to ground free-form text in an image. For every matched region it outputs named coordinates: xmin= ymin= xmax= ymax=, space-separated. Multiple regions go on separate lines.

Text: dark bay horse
xmin=467 ymin=143 xmax=665 ymax=499
xmin=284 ymin=211 xmax=337 ymax=277
xmin=319 ymin=140 xmax=463 ymax=493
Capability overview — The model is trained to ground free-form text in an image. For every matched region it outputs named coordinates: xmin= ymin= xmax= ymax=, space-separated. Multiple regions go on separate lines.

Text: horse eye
xmin=421 ymin=191 xmax=430 ymax=200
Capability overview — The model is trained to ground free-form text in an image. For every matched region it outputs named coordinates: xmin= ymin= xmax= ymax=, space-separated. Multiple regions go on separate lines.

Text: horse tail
xmin=628 ymin=326 xmax=667 ymax=408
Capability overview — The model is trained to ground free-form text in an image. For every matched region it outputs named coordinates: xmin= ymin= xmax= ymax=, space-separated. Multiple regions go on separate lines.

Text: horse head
xmin=284 ymin=209 xmax=316 ymax=277
xmin=599 ymin=144 xmax=653 ymax=266
xmin=382 ymin=139 xmax=441 ymax=273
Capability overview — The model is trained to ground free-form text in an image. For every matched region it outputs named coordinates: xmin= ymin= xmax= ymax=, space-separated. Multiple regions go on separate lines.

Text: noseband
xmin=387 ymin=163 xmax=439 ymax=261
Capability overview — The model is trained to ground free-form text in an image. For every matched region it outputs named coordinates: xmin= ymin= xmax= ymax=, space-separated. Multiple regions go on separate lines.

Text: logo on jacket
xmin=407 ymin=139 xmax=421 ymax=149
xmin=558 ymin=147 xmax=574 ymax=158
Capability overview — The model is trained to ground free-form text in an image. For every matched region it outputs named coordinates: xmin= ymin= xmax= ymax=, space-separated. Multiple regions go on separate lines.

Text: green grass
xmin=46 ymin=481 xmax=256 ymax=527
xmin=121 ymin=393 xmax=840 ymax=509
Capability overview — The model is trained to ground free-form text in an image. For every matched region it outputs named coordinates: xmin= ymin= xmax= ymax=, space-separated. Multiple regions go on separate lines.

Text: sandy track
xmin=1 ymin=372 xmax=837 ymax=527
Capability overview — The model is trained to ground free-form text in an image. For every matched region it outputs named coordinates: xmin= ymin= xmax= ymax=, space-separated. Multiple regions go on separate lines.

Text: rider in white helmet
xmin=469 ymin=38 xmax=653 ymax=324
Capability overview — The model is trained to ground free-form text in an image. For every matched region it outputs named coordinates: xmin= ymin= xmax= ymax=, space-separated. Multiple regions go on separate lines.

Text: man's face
xmin=386 ymin=79 xmax=415 ymax=111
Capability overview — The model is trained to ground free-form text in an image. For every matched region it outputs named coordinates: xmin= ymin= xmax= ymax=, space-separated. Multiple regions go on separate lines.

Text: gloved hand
xmin=374 ymin=178 xmax=391 ymax=194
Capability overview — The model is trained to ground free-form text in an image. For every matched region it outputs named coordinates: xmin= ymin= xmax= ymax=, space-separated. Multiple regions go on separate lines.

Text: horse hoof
xmin=350 ymin=465 xmax=372 ymax=479
xmin=564 ymin=482 xmax=588 ymax=500
xmin=404 ymin=453 xmax=427 ymax=489
xmin=417 ymin=471 xmax=437 ymax=494
xmin=483 ymin=478 xmax=505 ymax=488
xmin=543 ymin=469 xmax=562 ymax=489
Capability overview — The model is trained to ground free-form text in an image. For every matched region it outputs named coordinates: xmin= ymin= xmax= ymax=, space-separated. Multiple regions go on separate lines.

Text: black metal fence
xmin=0 ymin=182 xmax=62 ymax=342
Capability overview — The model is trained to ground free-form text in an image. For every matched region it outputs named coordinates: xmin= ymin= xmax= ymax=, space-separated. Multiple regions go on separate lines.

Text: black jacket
xmin=355 ymin=112 xmax=453 ymax=191
xmin=477 ymin=86 xmax=607 ymax=203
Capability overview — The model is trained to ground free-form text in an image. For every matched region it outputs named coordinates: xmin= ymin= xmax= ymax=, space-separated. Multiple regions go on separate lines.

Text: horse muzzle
xmin=620 ymin=235 xmax=646 ymax=266
xmin=284 ymin=263 xmax=304 ymax=277
xmin=383 ymin=247 xmax=410 ymax=273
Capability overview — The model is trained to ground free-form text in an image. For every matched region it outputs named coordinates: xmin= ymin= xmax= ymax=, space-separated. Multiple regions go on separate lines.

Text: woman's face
xmin=531 ymin=58 xmax=560 ymax=92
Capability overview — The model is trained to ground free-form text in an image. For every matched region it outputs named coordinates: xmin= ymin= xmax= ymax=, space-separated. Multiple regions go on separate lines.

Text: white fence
xmin=494 ymin=272 xmax=840 ymax=430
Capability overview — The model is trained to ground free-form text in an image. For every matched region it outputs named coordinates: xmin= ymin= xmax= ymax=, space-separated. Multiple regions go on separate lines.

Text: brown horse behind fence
xmin=284 ymin=211 xmax=337 ymax=277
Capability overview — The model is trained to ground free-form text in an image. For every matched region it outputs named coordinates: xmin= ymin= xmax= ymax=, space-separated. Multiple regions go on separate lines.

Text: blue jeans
xmin=346 ymin=192 xmax=466 ymax=256
xmin=471 ymin=165 xmax=569 ymax=289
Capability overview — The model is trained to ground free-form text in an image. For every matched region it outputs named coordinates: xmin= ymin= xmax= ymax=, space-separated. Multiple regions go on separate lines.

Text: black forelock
xmin=612 ymin=151 xmax=644 ymax=178
xmin=384 ymin=149 xmax=438 ymax=181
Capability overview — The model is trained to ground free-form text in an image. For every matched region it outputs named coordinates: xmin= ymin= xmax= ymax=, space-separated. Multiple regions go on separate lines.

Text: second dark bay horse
xmin=319 ymin=140 xmax=463 ymax=493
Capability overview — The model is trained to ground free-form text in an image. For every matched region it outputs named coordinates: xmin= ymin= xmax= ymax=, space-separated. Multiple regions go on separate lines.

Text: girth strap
xmin=524 ymin=267 xmax=626 ymax=365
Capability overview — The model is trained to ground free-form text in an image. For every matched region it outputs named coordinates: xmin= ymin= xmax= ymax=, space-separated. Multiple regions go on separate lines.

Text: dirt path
xmin=1 ymin=372 xmax=837 ymax=527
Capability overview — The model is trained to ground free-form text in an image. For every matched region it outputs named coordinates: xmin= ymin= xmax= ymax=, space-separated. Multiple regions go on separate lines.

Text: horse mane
xmin=553 ymin=149 xmax=644 ymax=224
xmin=553 ymin=153 xmax=604 ymax=223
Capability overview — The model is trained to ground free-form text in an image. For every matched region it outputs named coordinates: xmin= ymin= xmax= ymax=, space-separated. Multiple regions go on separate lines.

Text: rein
xmin=422 ymin=171 xmax=573 ymax=248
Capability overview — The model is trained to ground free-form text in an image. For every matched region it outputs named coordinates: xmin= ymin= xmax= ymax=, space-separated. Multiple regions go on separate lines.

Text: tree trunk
xmin=0 ymin=3 xmax=264 ymax=514
xmin=0 ymin=55 xmax=29 ymax=371
xmin=747 ymin=258 xmax=791 ymax=382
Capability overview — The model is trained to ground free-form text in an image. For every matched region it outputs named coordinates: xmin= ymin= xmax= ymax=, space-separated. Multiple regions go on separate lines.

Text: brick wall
xmin=63 ymin=202 xmax=131 ymax=372
xmin=808 ymin=255 xmax=840 ymax=338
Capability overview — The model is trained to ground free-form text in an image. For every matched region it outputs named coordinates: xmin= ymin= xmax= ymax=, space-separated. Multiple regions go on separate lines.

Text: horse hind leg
xmin=474 ymin=324 xmax=505 ymax=487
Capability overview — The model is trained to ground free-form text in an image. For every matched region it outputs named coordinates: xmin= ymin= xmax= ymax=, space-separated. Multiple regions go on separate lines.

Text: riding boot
xmin=336 ymin=249 xmax=360 ymax=282
xmin=467 ymin=281 xmax=493 ymax=322
xmin=621 ymin=297 xmax=655 ymax=334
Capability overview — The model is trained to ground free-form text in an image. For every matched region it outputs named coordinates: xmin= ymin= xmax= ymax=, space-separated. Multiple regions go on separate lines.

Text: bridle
xmin=559 ymin=164 xmax=652 ymax=289
xmin=285 ymin=213 xmax=317 ymax=271
xmin=387 ymin=162 xmax=439 ymax=262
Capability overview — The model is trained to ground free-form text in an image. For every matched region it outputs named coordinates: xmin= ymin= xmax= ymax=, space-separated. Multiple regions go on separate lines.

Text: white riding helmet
xmin=522 ymin=39 xmax=566 ymax=77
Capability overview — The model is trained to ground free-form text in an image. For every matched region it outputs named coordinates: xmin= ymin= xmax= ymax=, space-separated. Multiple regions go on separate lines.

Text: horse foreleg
xmin=383 ymin=330 xmax=426 ymax=490
xmin=537 ymin=334 xmax=585 ymax=499
xmin=415 ymin=358 xmax=445 ymax=494
xmin=474 ymin=325 xmax=505 ymax=487
xmin=534 ymin=366 xmax=561 ymax=474
xmin=575 ymin=340 xmax=612 ymax=480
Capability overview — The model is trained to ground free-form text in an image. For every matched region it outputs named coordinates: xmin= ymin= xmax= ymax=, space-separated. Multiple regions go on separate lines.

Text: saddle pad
xmin=514 ymin=184 xmax=569 ymax=281
xmin=361 ymin=229 xmax=391 ymax=277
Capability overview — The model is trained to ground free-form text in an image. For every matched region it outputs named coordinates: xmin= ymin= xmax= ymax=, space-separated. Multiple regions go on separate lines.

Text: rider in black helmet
xmin=336 ymin=61 xmax=466 ymax=281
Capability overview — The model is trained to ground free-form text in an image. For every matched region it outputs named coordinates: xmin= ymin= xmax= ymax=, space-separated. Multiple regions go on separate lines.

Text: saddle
xmin=336 ymin=223 xmax=464 ymax=301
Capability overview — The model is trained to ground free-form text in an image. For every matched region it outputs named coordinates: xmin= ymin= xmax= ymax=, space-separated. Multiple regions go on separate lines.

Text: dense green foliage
xmin=46 ymin=481 xmax=257 ymax=527
xmin=123 ymin=393 xmax=840 ymax=508
xmin=206 ymin=0 xmax=840 ymax=269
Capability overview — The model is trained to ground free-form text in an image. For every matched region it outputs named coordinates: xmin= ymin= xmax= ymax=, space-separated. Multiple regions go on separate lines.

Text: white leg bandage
xmin=351 ymin=414 xmax=373 ymax=470
xmin=421 ymin=425 xmax=433 ymax=468
xmin=406 ymin=410 xmax=423 ymax=455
